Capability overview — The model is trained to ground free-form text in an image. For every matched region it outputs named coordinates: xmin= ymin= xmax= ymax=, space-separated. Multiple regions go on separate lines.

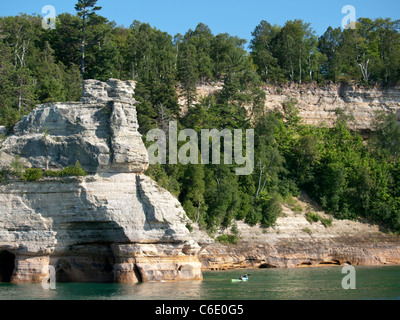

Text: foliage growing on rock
xmin=22 ymin=168 xmax=43 ymax=182
xmin=44 ymin=161 xmax=88 ymax=178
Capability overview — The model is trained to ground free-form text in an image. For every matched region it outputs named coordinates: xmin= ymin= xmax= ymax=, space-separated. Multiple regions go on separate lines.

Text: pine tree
xmin=182 ymin=164 xmax=206 ymax=224
xmin=178 ymin=42 xmax=198 ymax=109
xmin=75 ymin=0 xmax=103 ymax=79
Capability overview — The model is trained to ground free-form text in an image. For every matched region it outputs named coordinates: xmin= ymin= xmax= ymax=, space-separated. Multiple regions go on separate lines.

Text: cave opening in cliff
xmin=56 ymin=269 xmax=70 ymax=283
xmin=0 ymin=251 xmax=15 ymax=283
xmin=259 ymin=264 xmax=278 ymax=269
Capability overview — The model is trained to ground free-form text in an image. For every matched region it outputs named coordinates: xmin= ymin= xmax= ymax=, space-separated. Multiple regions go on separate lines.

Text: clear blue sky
xmin=1 ymin=0 xmax=399 ymax=44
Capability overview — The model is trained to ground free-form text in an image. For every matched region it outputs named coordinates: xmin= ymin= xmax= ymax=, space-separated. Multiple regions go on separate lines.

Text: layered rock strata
xmin=200 ymin=236 xmax=400 ymax=270
xmin=262 ymin=83 xmax=400 ymax=132
xmin=0 ymin=79 xmax=209 ymax=284
xmin=200 ymin=200 xmax=400 ymax=270
xmin=179 ymin=82 xmax=400 ymax=132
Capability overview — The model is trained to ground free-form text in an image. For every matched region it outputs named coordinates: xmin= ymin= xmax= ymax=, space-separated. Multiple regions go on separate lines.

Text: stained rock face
xmin=0 ymin=79 xmax=211 ymax=284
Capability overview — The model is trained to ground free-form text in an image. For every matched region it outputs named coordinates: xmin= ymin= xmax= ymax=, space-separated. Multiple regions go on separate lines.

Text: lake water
xmin=0 ymin=266 xmax=399 ymax=300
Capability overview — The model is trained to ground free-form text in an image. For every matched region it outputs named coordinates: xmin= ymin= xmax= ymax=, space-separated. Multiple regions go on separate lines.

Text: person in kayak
xmin=239 ymin=274 xmax=249 ymax=280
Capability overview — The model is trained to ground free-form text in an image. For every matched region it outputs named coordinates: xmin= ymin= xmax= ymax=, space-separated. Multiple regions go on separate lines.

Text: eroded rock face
xmin=179 ymin=82 xmax=400 ymax=132
xmin=200 ymin=236 xmax=400 ymax=270
xmin=200 ymin=201 xmax=400 ymax=270
xmin=0 ymin=79 xmax=148 ymax=173
xmin=0 ymin=79 xmax=210 ymax=284
xmin=262 ymin=83 xmax=400 ymax=132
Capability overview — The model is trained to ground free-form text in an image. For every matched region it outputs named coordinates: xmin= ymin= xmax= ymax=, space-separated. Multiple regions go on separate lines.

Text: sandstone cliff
xmin=0 ymin=79 xmax=210 ymax=284
xmin=1 ymin=79 xmax=400 ymax=285
xmin=200 ymin=193 xmax=400 ymax=270
xmin=179 ymin=82 xmax=400 ymax=132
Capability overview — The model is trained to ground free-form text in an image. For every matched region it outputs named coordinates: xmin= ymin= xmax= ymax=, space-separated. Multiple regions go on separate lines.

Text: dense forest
xmin=1 ymin=0 xmax=400 ymax=235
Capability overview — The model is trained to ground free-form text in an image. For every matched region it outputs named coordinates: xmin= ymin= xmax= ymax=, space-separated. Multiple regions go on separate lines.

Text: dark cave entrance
xmin=0 ymin=251 xmax=16 ymax=283
xmin=56 ymin=269 xmax=72 ymax=283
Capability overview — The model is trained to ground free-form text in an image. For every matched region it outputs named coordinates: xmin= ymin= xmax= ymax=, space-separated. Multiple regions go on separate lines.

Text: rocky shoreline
xmin=0 ymin=79 xmax=210 ymax=284
xmin=200 ymin=195 xmax=400 ymax=271
xmin=200 ymin=235 xmax=400 ymax=271
xmin=1 ymin=79 xmax=400 ymax=284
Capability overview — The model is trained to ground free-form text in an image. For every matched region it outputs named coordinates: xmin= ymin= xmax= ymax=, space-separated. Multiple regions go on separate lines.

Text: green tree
xmin=274 ymin=20 xmax=318 ymax=83
xmin=128 ymin=21 xmax=179 ymax=132
xmin=186 ymin=23 xmax=214 ymax=83
xmin=48 ymin=13 xmax=81 ymax=68
xmin=371 ymin=111 xmax=400 ymax=164
xmin=250 ymin=20 xmax=282 ymax=82
xmin=181 ymin=164 xmax=207 ymax=225
xmin=318 ymin=27 xmax=342 ymax=81
xmin=75 ymin=0 xmax=103 ymax=79
xmin=178 ymin=42 xmax=198 ymax=109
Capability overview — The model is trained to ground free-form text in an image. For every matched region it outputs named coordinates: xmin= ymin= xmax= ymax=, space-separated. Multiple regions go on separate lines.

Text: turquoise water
xmin=0 ymin=266 xmax=399 ymax=300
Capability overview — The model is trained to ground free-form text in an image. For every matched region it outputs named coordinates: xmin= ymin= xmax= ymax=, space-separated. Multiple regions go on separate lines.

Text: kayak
xmin=231 ymin=277 xmax=249 ymax=282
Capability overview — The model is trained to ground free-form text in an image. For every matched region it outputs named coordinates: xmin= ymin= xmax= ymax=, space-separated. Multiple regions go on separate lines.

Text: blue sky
xmin=1 ymin=0 xmax=399 ymax=44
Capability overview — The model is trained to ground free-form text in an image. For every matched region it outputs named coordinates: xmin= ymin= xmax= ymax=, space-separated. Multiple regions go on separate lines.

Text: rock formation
xmin=200 ymin=195 xmax=400 ymax=270
xmin=262 ymin=83 xmax=400 ymax=132
xmin=0 ymin=79 xmax=210 ymax=284
xmin=179 ymin=82 xmax=400 ymax=132
xmin=1 ymin=79 xmax=400 ymax=285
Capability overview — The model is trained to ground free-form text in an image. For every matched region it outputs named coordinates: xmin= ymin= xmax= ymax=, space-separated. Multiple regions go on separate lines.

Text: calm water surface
xmin=0 ymin=266 xmax=399 ymax=300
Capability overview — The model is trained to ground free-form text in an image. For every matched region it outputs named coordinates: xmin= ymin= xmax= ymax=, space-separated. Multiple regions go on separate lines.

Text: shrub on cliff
xmin=306 ymin=212 xmax=320 ymax=223
xmin=61 ymin=161 xmax=87 ymax=177
xmin=216 ymin=234 xmax=240 ymax=245
xmin=44 ymin=161 xmax=88 ymax=178
xmin=22 ymin=168 xmax=43 ymax=182
xmin=10 ymin=156 xmax=24 ymax=177
xmin=0 ymin=171 xmax=6 ymax=184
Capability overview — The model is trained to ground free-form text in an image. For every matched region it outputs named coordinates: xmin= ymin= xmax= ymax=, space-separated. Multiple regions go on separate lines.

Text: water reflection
xmin=0 ymin=266 xmax=399 ymax=300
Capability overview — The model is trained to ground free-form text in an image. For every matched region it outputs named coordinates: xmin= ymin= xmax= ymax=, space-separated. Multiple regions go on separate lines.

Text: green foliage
xmin=320 ymin=217 xmax=333 ymax=228
xmin=216 ymin=234 xmax=240 ymax=245
xmin=292 ymin=205 xmax=303 ymax=214
xmin=0 ymin=14 xmax=82 ymax=129
xmin=10 ymin=156 xmax=24 ymax=177
xmin=44 ymin=161 xmax=88 ymax=177
xmin=305 ymin=211 xmax=333 ymax=227
xmin=0 ymin=11 xmax=399 ymax=235
xmin=43 ymin=170 xmax=63 ymax=178
xmin=251 ymin=18 xmax=400 ymax=84
xmin=260 ymin=193 xmax=282 ymax=228
xmin=185 ymin=223 xmax=194 ymax=233
xmin=0 ymin=171 xmax=6 ymax=184
xmin=306 ymin=211 xmax=320 ymax=223
xmin=61 ymin=161 xmax=88 ymax=177
xmin=22 ymin=168 xmax=43 ymax=182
